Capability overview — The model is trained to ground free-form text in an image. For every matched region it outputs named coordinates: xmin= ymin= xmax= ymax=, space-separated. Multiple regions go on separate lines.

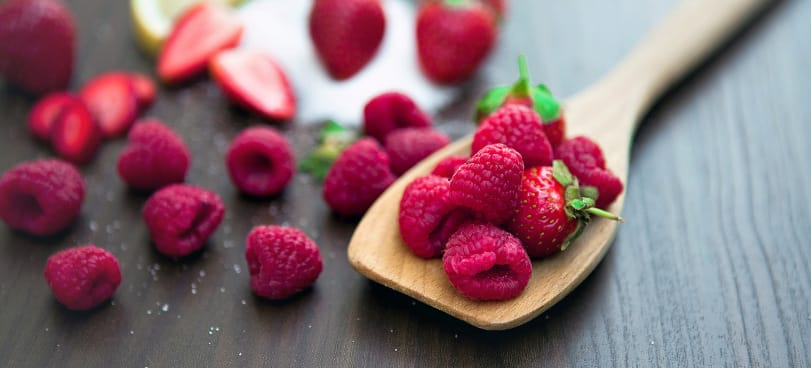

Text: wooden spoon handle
xmin=599 ymin=0 xmax=772 ymax=127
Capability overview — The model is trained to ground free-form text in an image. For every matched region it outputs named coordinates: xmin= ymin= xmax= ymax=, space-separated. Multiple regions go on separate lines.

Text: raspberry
xmin=143 ymin=184 xmax=225 ymax=258
xmin=442 ymin=222 xmax=531 ymax=301
xmin=44 ymin=245 xmax=121 ymax=311
xmin=582 ymin=168 xmax=624 ymax=209
xmin=225 ymin=126 xmax=294 ymax=197
xmin=472 ymin=104 xmax=553 ymax=167
xmin=245 ymin=225 xmax=323 ymax=300
xmin=554 ymin=136 xmax=606 ymax=175
xmin=555 ymin=136 xmax=623 ymax=208
xmin=117 ymin=119 xmax=191 ymax=191
xmin=399 ymin=175 xmax=470 ymax=258
xmin=430 ymin=155 xmax=467 ymax=179
xmin=323 ymin=138 xmax=396 ymax=217
xmin=0 ymin=159 xmax=84 ymax=236
xmin=449 ymin=143 xmax=523 ymax=224
xmin=363 ymin=92 xmax=432 ymax=142
xmin=385 ymin=128 xmax=450 ymax=175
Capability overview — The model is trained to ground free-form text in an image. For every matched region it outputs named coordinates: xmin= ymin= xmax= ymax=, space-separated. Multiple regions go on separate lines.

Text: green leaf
xmin=552 ymin=160 xmax=574 ymax=187
xmin=299 ymin=120 xmax=358 ymax=181
xmin=475 ymin=86 xmax=511 ymax=122
xmin=531 ymin=84 xmax=561 ymax=122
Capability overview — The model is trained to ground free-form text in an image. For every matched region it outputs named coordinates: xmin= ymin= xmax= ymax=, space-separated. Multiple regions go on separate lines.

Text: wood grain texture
xmin=1 ymin=0 xmax=809 ymax=366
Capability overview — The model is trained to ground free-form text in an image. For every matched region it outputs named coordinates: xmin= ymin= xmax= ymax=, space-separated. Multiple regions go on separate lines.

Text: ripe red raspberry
xmin=117 ymin=119 xmax=191 ymax=191
xmin=323 ymin=138 xmax=396 ymax=217
xmin=44 ymin=245 xmax=121 ymax=311
xmin=245 ymin=225 xmax=323 ymax=300
xmin=143 ymin=184 xmax=225 ymax=258
xmin=399 ymin=175 xmax=470 ymax=258
xmin=443 ymin=222 xmax=531 ymax=301
xmin=385 ymin=128 xmax=450 ymax=175
xmin=555 ymin=136 xmax=623 ymax=208
xmin=472 ymin=104 xmax=553 ymax=167
xmin=0 ymin=159 xmax=84 ymax=236
xmin=363 ymin=92 xmax=432 ymax=142
xmin=449 ymin=143 xmax=523 ymax=224
xmin=430 ymin=155 xmax=467 ymax=179
xmin=225 ymin=126 xmax=295 ymax=197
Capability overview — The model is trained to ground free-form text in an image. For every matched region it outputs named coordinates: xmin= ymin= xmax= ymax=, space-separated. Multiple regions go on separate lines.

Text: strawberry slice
xmin=129 ymin=72 xmax=156 ymax=111
xmin=27 ymin=92 xmax=75 ymax=141
xmin=50 ymin=99 xmax=102 ymax=164
xmin=157 ymin=3 xmax=243 ymax=84
xmin=79 ymin=72 xmax=139 ymax=139
xmin=210 ymin=49 xmax=296 ymax=121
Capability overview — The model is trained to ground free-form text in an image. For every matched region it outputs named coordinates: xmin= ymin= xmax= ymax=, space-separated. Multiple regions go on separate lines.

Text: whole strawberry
xmin=0 ymin=0 xmax=75 ymax=95
xmin=475 ymin=56 xmax=566 ymax=148
xmin=508 ymin=161 xmax=622 ymax=257
xmin=309 ymin=0 xmax=385 ymax=80
xmin=416 ymin=0 xmax=497 ymax=85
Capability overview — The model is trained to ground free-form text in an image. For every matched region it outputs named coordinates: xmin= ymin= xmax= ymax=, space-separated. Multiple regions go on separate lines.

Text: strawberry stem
xmin=585 ymin=207 xmax=624 ymax=222
xmin=510 ymin=55 xmax=532 ymax=98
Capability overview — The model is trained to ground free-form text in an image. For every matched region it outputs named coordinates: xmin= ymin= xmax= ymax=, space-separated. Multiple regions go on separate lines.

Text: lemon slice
xmin=131 ymin=0 xmax=242 ymax=56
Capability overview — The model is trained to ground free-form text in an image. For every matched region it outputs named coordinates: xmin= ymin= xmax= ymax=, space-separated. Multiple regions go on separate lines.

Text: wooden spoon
xmin=347 ymin=0 xmax=770 ymax=330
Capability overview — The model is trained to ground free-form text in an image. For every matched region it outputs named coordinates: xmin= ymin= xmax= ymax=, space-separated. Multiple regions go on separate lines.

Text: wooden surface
xmin=1 ymin=0 xmax=809 ymax=366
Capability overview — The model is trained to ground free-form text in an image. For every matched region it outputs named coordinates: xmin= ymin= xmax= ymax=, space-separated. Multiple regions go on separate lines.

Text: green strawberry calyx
xmin=552 ymin=160 xmax=623 ymax=251
xmin=299 ymin=120 xmax=358 ymax=181
xmin=475 ymin=55 xmax=562 ymax=123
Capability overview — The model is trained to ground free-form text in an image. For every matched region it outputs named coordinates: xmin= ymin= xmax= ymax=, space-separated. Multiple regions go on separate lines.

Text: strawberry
xmin=210 ymin=49 xmax=296 ymax=121
xmin=28 ymin=92 xmax=75 ymax=141
xmin=482 ymin=0 xmax=507 ymax=19
xmin=416 ymin=0 xmax=497 ymax=85
xmin=157 ymin=3 xmax=243 ymax=84
xmin=79 ymin=72 xmax=139 ymax=139
xmin=130 ymin=72 xmax=156 ymax=111
xmin=0 ymin=0 xmax=75 ymax=95
xmin=50 ymin=99 xmax=102 ymax=164
xmin=308 ymin=0 xmax=385 ymax=80
xmin=508 ymin=161 xmax=622 ymax=258
xmin=475 ymin=55 xmax=566 ymax=148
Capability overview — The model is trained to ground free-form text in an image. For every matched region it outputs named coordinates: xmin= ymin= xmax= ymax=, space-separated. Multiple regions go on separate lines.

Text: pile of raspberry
xmin=398 ymin=104 xmax=624 ymax=301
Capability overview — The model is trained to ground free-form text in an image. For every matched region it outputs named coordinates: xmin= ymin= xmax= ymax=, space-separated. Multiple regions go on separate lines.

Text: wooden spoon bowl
xmin=347 ymin=0 xmax=770 ymax=330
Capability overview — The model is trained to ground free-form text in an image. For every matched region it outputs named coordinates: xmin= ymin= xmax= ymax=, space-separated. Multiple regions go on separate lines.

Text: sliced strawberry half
xmin=79 ymin=72 xmax=139 ymax=139
xmin=27 ymin=92 xmax=75 ymax=141
xmin=157 ymin=3 xmax=243 ymax=84
xmin=50 ymin=100 xmax=102 ymax=164
xmin=129 ymin=72 xmax=156 ymax=111
xmin=210 ymin=49 xmax=296 ymax=121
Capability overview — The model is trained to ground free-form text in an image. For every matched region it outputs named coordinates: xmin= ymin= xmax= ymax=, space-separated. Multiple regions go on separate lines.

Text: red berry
xmin=245 ymin=225 xmax=323 ymax=300
xmin=399 ymin=175 xmax=470 ymax=258
xmin=157 ymin=3 xmax=243 ymax=84
xmin=225 ymin=127 xmax=294 ymax=197
xmin=555 ymin=136 xmax=623 ymax=208
xmin=309 ymin=0 xmax=385 ymax=80
xmin=416 ymin=0 xmax=496 ymax=84
xmin=143 ymin=184 xmax=225 ymax=258
xmin=363 ymin=92 xmax=432 ymax=142
xmin=117 ymin=119 xmax=191 ymax=191
xmin=44 ymin=245 xmax=121 ymax=311
xmin=210 ymin=49 xmax=296 ymax=121
xmin=130 ymin=72 xmax=156 ymax=111
xmin=323 ymin=138 xmax=395 ymax=217
xmin=443 ymin=222 xmax=531 ymax=301
xmin=28 ymin=92 xmax=75 ymax=141
xmin=50 ymin=99 xmax=103 ymax=164
xmin=554 ymin=136 xmax=606 ymax=174
xmin=0 ymin=0 xmax=75 ymax=95
xmin=472 ymin=104 xmax=553 ymax=167
xmin=0 ymin=159 xmax=84 ymax=236
xmin=482 ymin=0 xmax=508 ymax=19
xmin=430 ymin=155 xmax=467 ymax=179
xmin=508 ymin=166 xmax=577 ymax=257
xmin=385 ymin=128 xmax=450 ymax=175
xmin=543 ymin=116 xmax=566 ymax=149
xmin=79 ymin=72 xmax=139 ymax=138
xmin=449 ymin=143 xmax=523 ymax=224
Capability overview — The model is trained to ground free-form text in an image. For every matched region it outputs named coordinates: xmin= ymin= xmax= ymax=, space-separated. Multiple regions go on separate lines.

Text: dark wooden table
xmin=1 ymin=0 xmax=809 ymax=366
